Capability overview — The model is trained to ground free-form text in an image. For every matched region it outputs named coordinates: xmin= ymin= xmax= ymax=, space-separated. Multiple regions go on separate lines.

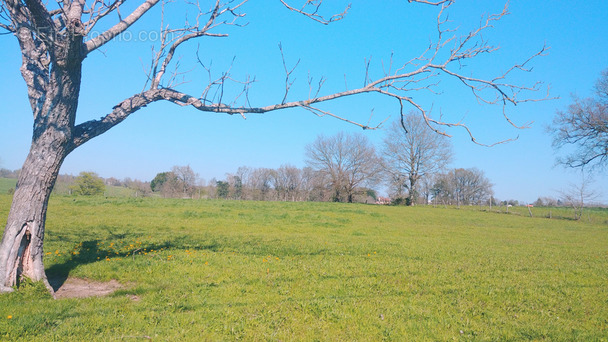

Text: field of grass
xmin=0 ymin=178 xmax=17 ymax=194
xmin=0 ymin=195 xmax=607 ymax=341
xmin=455 ymin=204 xmax=608 ymax=225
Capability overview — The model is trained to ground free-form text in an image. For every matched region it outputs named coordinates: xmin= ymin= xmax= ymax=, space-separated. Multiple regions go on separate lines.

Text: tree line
xmin=3 ymin=112 xmax=497 ymax=205
xmin=144 ymin=112 xmax=495 ymax=205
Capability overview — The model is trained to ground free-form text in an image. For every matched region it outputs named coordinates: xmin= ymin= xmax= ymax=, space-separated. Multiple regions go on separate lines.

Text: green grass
xmin=103 ymin=185 xmax=139 ymax=197
xmin=452 ymin=204 xmax=608 ymax=225
xmin=0 ymin=195 xmax=607 ymax=341
xmin=0 ymin=178 xmax=17 ymax=194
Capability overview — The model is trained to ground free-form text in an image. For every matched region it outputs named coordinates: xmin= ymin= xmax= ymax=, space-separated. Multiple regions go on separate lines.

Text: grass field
xmin=0 ymin=195 xmax=607 ymax=341
xmin=0 ymin=178 xmax=17 ymax=194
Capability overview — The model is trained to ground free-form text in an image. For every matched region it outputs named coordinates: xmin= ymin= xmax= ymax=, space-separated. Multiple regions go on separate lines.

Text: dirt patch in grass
xmin=49 ymin=277 xmax=123 ymax=299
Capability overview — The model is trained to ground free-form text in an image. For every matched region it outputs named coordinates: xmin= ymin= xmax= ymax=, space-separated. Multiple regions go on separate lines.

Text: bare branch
xmin=307 ymin=72 xmax=325 ymax=100
xmin=279 ymin=43 xmax=300 ymax=104
xmin=0 ymin=3 xmax=15 ymax=32
xmin=279 ymin=0 xmax=350 ymax=25
xmin=148 ymin=0 xmax=246 ymax=89
xmin=84 ymin=0 xmax=161 ymax=55
xmin=73 ymin=0 xmax=551 ymax=148
xmin=82 ymin=0 xmax=126 ymax=34
xmin=298 ymin=105 xmax=382 ymax=130
xmin=2 ymin=0 xmax=54 ymax=114
xmin=552 ymin=88 xmax=608 ymax=170
xmin=408 ymin=0 xmax=453 ymax=5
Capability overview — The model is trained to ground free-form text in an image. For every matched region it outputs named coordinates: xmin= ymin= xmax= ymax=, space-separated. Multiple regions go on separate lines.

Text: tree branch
xmin=147 ymin=0 xmax=246 ymax=89
xmin=82 ymin=0 xmax=126 ymax=35
xmin=2 ymin=0 xmax=53 ymax=115
xmin=71 ymin=0 xmax=551 ymax=149
xmin=84 ymin=0 xmax=160 ymax=55
xmin=279 ymin=0 xmax=350 ymax=25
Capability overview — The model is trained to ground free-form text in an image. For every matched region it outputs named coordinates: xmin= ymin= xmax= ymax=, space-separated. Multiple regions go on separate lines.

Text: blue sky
xmin=1 ymin=0 xmax=607 ymax=203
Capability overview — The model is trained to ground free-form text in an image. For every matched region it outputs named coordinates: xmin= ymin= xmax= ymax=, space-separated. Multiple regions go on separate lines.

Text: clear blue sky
xmin=1 ymin=0 xmax=607 ymax=203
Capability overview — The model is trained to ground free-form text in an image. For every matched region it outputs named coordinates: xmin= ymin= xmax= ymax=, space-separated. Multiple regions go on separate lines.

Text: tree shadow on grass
xmin=45 ymin=238 xmax=220 ymax=292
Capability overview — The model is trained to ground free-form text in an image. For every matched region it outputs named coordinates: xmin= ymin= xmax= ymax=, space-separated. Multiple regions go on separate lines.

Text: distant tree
xmin=234 ymin=167 xmax=251 ymax=200
xmin=0 ymin=169 xmax=20 ymax=179
xmin=533 ymin=196 xmax=558 ymax=207
xmin=52 ymin=174 xmax=77 ymax=195
xmin=151 ymin=166 xmax=198 ymax=198
xmin=172 ymin=166 xmax=198 ymax=198
xmin=419 ymin=176 xmax=435 ymax=205
xmin=453 ymin=168 xmax=493 ymax=206
xmin=533 ymin=197 xmax=545 ymax=207
xmin=206 ymin=178 xmax=218 ymax=199
xmin=382 ymin=114 xmax=452 ymax=205
xmin=225 ymin=174 xmax=243 ymax=200
xmin=105 ymin=177 xmax=123 ymax=187
xmin=273 ymin=165 xmax=303 ymax=201
xmin=216 ymin=181 xmax=230 ymax=199
xmin=306 ymin=132 xmax=382 ymax=203
xmin=248 ymin=168 xmax=276 ymax=201
xmin=551 ymin=68 xmax=608 ymax=171
xmin=71 ymin=172 xmax=105 ymax=196
xmin=150 ymin=172 xmax=173 ymax=192
xmin=123 ymin=178 xmax=152 ymax=197
xmin=559 ymin=172 xmax=599 ymax=220
xmin=432 ymin=168 xmax=493 ymax=206
xmin=301 ymin=167 xmax=326 ymax=202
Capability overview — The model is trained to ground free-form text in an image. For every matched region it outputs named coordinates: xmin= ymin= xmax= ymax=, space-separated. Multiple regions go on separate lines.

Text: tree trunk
xmin=407 ymin=177 xmax=417 ymax=206
xmin=0 ymin=133 xmax=68 ymax=294
xmin=0 ymin=36 xmax=80 ymax=293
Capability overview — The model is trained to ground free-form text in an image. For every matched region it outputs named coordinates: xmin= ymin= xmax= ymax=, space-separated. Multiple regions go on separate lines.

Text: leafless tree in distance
xmin=171 ymin=165 xmax=199 ymax=198
xmin=559 ymin=171 xmax=599 ymax=220
xmin=305 ymin=132 xmax=382 ymax=203
xmin=0 ymin=0 xmax=549 ymax=294
xmin=551 ymin=68 xmax=608 ymax=171
xmin=382 ymin=112 xmax=452 ymax=205
xmin=432 ymin=168 xmax=493 ymax=207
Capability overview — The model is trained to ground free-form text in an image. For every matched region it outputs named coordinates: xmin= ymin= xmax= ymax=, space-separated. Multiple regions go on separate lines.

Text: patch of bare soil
xmin=51 ymin=277 xmax=123 ymax=299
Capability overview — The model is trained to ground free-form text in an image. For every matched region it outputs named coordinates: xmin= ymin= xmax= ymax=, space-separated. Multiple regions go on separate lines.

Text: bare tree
xmin=305 ymin=132 xmax=382 ymax=203
xmin=552 ymin=68 xmax=608 ymax=171
xmin=559 ymin=172 xmax=599 ymax=220
xmin=301 ymin=166 xmax=324 ymax=202
xmin=273 ymin=165 xmax=302 ymax=202
xmin=151 ymin=166 xmax=197 ymax=198
xmin=382 ymin=113 xmax=452 ymax=205
xmin=248 ymin=167 xmax=276 ymax=201
xmin=432 ymin=168 xmax=493 ymax=206
xmin=171 ymin=165 xmax=198 ymax=198
xmin=234 ymin=166 xmax=251 ymax=200
xmin=224 ymin=173 xmax=243 ymax=200
xmin=0 ymin=0 xmax=549 ymax=293
xmin=123 ymin=178 xmax=152 ymax=197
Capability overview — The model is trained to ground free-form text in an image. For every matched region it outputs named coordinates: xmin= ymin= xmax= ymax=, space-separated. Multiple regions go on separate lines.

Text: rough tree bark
xmin=0 ymin=0 xmax=548 ymax=294
xmin=0 ymin=136 xmax=69 ymax=293
xmin=0 ymin=0 xmax=84 ymax=293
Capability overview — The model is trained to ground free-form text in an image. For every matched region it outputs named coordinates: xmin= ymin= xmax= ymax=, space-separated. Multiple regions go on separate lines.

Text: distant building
xmin=375 ymin=197 xmax=391 ymax=205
